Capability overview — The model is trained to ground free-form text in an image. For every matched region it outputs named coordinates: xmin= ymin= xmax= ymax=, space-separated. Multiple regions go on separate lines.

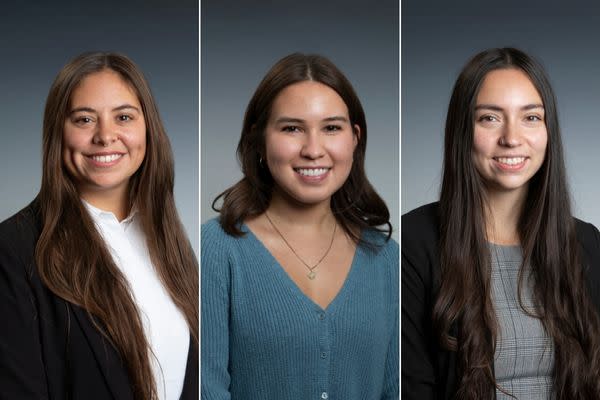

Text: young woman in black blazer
xmin=402 ymin=48 xmax=600 ymax=399
xmin=0 ymin=52 xmax=198 ymax=400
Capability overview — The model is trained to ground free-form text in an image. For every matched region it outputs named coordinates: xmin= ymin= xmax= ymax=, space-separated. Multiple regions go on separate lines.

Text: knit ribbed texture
xmin=201 ymin=218 xmax=399 ymax=400
xmin=489 ymin=244 xmax=554 ymax=400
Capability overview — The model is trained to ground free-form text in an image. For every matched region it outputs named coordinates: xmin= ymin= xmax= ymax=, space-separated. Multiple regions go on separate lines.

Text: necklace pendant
xmin=307 ymin=271 xmax=316 ymax=280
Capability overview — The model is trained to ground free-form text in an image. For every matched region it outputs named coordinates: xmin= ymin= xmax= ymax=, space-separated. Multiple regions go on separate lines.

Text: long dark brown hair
xmin=213 ymin=53 xmax=391 ymax=242
xmin=434 ymin=47 xmax=600 ymax=399
xmin=35 ymin=52 xmax=198 ymax=400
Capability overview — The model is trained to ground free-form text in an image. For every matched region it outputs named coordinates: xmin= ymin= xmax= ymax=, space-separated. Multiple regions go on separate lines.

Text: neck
xmin=267 ymin=190 xmax=335 ymax=230
xmin=484 ymin=186 xmax=528 ymax=245
xmin=80 ymin=186 xmax=130 ymax=222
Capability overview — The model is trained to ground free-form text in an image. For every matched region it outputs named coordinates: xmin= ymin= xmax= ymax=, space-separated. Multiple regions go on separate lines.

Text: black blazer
xmin=0 ymin=202 xmax=198 ymax=400
xmin=401 ymin=202 xmax=600 ymax=400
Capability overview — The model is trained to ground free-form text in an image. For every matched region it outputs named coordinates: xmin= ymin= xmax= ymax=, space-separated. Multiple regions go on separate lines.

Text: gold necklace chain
xmin=264 ymin=212 xmax=337 ymax=280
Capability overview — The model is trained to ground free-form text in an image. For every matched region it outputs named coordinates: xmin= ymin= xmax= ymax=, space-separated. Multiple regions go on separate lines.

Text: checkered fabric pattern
xmin=489 ymin=244 xmax=554 ymax=400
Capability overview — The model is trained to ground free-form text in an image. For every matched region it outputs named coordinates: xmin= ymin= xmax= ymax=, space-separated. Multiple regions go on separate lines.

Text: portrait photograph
xmin=201 ymin=0 xmax=399 ymax=399
xmin=0 ymin=1 xmax=199 ymax=399
xmin=402 ymin=1 xmax=600 ymax=399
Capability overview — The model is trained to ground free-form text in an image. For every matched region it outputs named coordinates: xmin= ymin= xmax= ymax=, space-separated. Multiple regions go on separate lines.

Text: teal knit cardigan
xmin=201 ymin=218 xmax=399 ymax=400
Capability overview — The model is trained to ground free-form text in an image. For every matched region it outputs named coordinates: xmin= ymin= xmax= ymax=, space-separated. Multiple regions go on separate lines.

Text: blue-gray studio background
xmin=201 ymin=0 xmax=399 ymax=240
xmin=402 ymin=1 xmax=600 ymax=229
xmin=0 ymin=0 xmax=198 ymax=254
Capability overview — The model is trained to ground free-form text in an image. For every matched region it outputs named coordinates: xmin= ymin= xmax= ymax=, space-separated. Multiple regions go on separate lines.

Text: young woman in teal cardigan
xmin=201 ymin=53 xmax=398 ymax=400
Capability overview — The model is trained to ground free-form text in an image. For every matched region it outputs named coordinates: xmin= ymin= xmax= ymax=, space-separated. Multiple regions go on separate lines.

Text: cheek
xmin=471 ymin=131 xmax=493 ymax=177
xmin=265 ymin=137 xmax=297 ymax=165
xmin=133 ymin=140 xmax=146 ymax=167
xmin=136 ymin=134 xmax=147 ymax=158
xmin=63 ymin=126 xmax=80 ymax=149
xmin=472 ymin=130 xmax=491 ymax=159
xmin=123 ymin=125 xmax=147 ymax=158
xmin=329 ymin=136 xmax=356 ymax=162
xmin=531 ymin=129 xmax=548 ymax=155
xmin=61 ymin=130 xmax=83 ymax=175
xmin=62 ymin=128 xmax=86 ymax=161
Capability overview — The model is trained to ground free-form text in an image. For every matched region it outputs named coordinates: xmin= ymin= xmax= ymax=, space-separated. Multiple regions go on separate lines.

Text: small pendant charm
xmin=307 ymin=271 xmax=316 ymax=280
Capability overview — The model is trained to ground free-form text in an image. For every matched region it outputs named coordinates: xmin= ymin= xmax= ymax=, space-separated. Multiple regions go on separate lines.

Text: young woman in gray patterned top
xmin=402 ymin=48 xmax=600 ymax=399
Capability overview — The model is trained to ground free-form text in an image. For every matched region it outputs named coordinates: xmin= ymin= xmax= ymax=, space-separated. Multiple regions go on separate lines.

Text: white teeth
xmin=296 ymin=168 xmax=329 ymax=177
xmin=496 ymin=157 xmax=525 ymax=165
xmin=91 ymin=154 xmax=122 ymax=163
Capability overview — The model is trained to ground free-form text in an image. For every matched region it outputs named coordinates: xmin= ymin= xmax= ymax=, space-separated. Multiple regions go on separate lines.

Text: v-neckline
xmin=242 ymin=223 xmax=361 ymax=313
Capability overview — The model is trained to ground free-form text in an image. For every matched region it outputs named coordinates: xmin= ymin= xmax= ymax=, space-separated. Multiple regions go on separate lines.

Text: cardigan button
xmin=321 ymin=392 xmax=328 ymax=399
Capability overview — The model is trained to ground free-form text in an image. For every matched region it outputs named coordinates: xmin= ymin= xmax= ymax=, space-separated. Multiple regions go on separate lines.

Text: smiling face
xmin=62 ymin=69 xmax=146 ymax=202
xmin=264 ymin=81 xmax=359 ymax=208
xmin=472 ymin=68 xmax=548 ymax=197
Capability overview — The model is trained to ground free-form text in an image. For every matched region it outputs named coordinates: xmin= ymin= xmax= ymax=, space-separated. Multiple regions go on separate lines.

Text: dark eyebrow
xmin=323 ymin=116 xmax=349 ymax=123
xmin=68 ymin=104 xmax=141 ymax=115
xmin=521 ymin=104 xmax=544 ymax=111
xmin=69 ymin=107 xmax=96 ymax=115
xmin=113 ymin=104 xmax=141 ymax=113
xmin=274 ymin=117 xmax=305 ymax=124
xmin=475 ymin=103 xmax=544 ymax=112
xmin=274 ymin=116 xmax=349 ymax=124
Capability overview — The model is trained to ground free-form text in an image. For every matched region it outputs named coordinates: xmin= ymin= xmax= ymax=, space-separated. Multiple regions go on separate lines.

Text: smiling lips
xmin=493 ymin=156 xmax=527 ymax=171
xmin=86 ymin=153 xmax=124 ymax=167
xmin=294 ymin=167 xmax=331 ymax=181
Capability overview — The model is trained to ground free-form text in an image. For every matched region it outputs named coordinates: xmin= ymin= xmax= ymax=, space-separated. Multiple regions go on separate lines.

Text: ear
xmin=352 ymin=124 xmax=361 ymax=149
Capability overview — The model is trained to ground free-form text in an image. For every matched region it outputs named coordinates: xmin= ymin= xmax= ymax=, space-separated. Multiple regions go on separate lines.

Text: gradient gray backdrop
xmin=402 ymin=1 xmax=600 ymax=229
xmin=0 ymin=0 xmax=198 ymax=253
xmin=202 ymin=0 xmax=399 ymax=240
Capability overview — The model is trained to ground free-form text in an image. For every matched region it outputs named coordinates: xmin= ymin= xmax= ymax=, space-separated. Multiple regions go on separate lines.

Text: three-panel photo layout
xmin=1 ymin=1 xmax=599 ymax=399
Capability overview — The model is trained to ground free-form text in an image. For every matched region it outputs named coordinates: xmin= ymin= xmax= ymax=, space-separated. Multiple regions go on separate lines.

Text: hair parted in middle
xmin=37 ymin=52 xmax=198 ymax=400
xmin=213 ymin=52 xmax=391 ymax=243
xmin=434 ymin=47 xmax=600 ymax=399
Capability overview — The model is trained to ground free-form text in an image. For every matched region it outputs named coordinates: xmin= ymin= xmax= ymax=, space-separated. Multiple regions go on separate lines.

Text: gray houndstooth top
xmin=489 ymin=244 xmax=554 ymax=399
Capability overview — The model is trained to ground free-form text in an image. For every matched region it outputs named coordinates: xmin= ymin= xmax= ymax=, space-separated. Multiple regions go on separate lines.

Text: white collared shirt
xmin=83 ymin=201 xmax=189 ymax=400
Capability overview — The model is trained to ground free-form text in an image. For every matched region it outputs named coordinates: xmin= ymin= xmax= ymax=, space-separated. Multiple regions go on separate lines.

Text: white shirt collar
xmin=82 ymin=199 xmax=139 ymax=225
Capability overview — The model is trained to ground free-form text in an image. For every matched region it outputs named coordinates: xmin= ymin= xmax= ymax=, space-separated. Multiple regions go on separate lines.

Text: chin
xmin=292 ymin=197 xmax=331 ymax=207
xmin=491 ymin=182 xmax=528 ymax=192
xmin=274 ymin=182 xmax=342 ymax=207
xmin=283 ymin=191 xmax=333 ymax=207
xmin=83 ymin=178 xmax=128 ymax=191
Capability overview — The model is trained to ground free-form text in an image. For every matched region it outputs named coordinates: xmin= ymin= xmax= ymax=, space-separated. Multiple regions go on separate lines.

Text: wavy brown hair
xmin=434 ymin=48 xmax=600 ymax=399
xmin=35 ymin=52 xmax=198 ymax=400
xmin=213 ymin=53 xmax=391 ymax=242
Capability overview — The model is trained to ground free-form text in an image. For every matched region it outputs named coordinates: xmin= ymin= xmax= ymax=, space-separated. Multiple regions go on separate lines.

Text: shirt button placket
xmin=318 ymin=311 xmax=330 ymax=399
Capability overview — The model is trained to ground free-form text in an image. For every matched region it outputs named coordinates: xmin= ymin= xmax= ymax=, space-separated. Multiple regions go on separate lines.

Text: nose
xmin=300 ymin=131 xmax=325 ymax=159
xmin=499 ymin=120 xmax=521 ymax=147
xmin=92 ymin=119 xmax=118 ymax=147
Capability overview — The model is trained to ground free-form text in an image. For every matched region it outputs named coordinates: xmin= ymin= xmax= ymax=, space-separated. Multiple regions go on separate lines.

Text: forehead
xmin=476 ymin=68 xmax=542 ymax=106
xmin=70 ymin=69 xmax=140 ymax=107
xmin=270 ymin=81 xmax=349 ymax=119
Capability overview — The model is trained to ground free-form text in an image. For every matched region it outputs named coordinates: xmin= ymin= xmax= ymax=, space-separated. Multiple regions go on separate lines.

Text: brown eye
xmin=74 ymin=116 xmax=92 ymax=124
xmin=282 ymin=126 xmax=300 ymax=133
xmin=324 ymin=125 xmax=342 ymax=133
xmin=479 ymin=115 xmax=498 ymax=122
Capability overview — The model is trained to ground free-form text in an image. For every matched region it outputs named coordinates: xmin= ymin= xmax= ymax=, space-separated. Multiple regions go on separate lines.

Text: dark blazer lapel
xmin=17 ymin=203 xmax=133 ymax=398
xmin=71 ymin=305 xmax=134 ymax=400
xmin=24 ymin=200 xmax=197 ymax=399
xmin=179 ymin=337 xmax=199 ymax=400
